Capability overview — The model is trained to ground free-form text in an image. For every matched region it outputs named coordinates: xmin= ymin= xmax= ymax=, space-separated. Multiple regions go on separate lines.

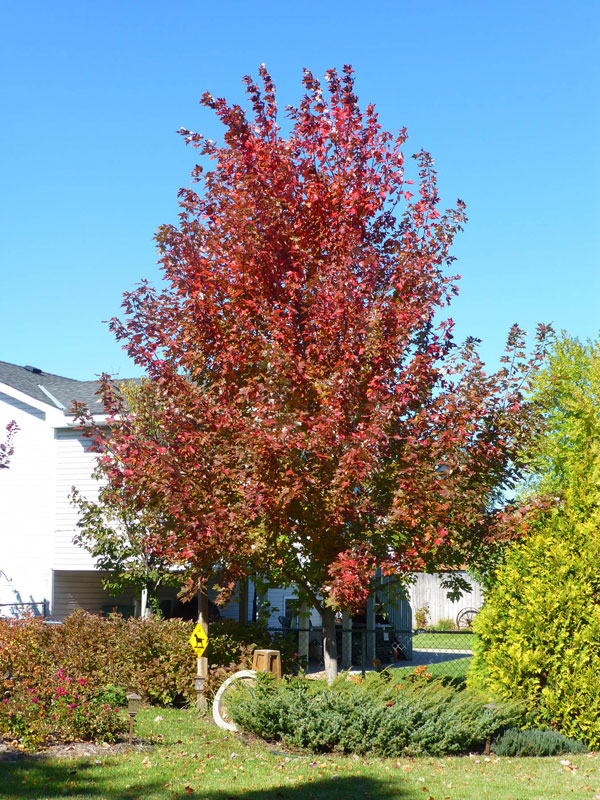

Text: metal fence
xmin=268 ymin=625 xmax=474 ymax=678
xmin=0 ymin=600 xmax=49 ymax=618
xmin=408 ymin=628 xmax=474 ymax=677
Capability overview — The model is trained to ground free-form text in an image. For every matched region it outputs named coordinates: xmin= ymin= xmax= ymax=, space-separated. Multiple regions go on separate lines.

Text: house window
xmin=283 ymin=597 xmax=299 ymax=625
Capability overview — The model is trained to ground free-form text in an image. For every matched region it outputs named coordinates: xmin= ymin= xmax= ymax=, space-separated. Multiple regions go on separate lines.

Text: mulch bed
xmin=0 ymin=738 xmax=149 ymax=762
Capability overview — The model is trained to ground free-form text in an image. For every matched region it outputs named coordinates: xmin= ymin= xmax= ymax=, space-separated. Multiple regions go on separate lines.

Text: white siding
xmin=0 ymin=395 xmax=109 ymax=616
xmin=0 ymin=394 xmax=56 ymax=611
xmin=209 ymin=582 xmax=322 ymax=627
xmin=52 ymin=570 xmax=133 ymax=619
xmin=408 ymin=572 xmax=483 ymax=627
xmin=263 ymin=586 xmax=322 ymax=628
xmin=210 ymin=587 xmax=245 ymax=621
xmin=53 ymin=428 xmax=102 ymax=570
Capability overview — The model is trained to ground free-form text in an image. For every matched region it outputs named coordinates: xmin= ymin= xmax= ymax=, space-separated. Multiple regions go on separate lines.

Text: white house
xmin=0 ymin=360 xmax=323 ymax=626
xmin=0 ymin=360 xmax=116 ymax=618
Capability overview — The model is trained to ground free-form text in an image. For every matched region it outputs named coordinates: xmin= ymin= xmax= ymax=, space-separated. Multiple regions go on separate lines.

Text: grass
xmin=413 ymin=632 xmax=476 ymax=651
xmin=0 ymin=707 xmax=597 ymax=800
xmin=394 ymin=656 xmax=473 ymax=680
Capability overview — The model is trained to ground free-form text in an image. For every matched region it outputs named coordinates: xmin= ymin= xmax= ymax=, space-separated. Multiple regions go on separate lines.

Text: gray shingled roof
xmin=0 ymin=361 xmax=111 ymax=413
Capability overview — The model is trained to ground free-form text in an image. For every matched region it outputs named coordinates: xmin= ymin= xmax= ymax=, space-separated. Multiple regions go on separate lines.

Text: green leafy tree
xmin=71 ymin=482 xmax=181 ymax=617
xmin=525 ymin=333 xmax=600 ymax=513
xmin=470 ymin=334 xmax=600 ymax=746
xmin=72 ymin=382 xmax=181 ymax=617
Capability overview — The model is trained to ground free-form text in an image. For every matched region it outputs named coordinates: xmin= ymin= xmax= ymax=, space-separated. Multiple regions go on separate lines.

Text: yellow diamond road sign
xmin=189 ymin=622 xmax=209 ymax=657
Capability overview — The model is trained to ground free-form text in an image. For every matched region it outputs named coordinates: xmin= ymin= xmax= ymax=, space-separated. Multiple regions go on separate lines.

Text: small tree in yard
xmin=71 ymin=480 xmax=181 ymax=618
xmin=72 ymin=382 xmax=181 ymax=617
xmin=94 ymin=66 xmax=550 ymax=682
xmin=469 ymin=333 xmax=600 ymax=590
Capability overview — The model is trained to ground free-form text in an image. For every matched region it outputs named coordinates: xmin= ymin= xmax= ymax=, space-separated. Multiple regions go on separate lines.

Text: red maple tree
xmin=94 ymin=66 xmax=549 ymax=680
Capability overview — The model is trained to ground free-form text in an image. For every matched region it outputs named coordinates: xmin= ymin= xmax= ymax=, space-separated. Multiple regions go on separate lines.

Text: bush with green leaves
xmin=0 ymin=668 xmax=125 ymax=750
xmin=429 ymin=617 xmax=456 ymax=631
xmin=468 ymin=519 xmax=600 ymax=748
xmin=0 ymin=610 xmax=300 ymax=728
xmin=492 ymin=727 xmax=587 ymax=757
xmin=226 ymin=671 xmax=523 ymax=756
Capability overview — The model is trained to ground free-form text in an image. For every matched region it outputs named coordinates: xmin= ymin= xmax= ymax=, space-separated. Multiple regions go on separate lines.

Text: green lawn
xmin=0 ymin=707 xmax=596 ymax=800
xmin=395 ymin=655 xmax=472 ymax=680
xmin=413 ymin=632 xmax=476 ymax=651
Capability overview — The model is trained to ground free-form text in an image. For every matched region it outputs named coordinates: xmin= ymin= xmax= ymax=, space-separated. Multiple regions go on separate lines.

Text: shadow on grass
xmin=202 ymin=776 xmax=407 ymax=800
xmin=0 ymin=759 xmax=409 ymax=799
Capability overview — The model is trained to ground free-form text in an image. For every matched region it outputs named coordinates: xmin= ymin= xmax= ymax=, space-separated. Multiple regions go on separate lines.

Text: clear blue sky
xmin=1 ymin=0 xmax=598 ymax=381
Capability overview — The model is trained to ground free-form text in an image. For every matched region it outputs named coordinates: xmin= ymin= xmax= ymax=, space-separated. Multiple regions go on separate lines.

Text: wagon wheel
xmin=212 ymin=669 xmax=257 ymax=732
xmin=456 ymin=607 xmax=478 ymax=630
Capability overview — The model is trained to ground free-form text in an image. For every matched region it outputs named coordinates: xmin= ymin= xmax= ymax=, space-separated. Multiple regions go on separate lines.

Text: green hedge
xmin=468 ymin=518 xmax=600 ymax=748
xmin=0 ymin=611 xmax=297 ymax=712
xmin=226 ymin=671 xmax=523 ymax=756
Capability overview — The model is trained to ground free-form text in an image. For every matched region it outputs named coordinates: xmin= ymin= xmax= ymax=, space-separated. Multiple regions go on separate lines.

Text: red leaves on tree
xmin=96 ymin=66 xmax=550 ymax=612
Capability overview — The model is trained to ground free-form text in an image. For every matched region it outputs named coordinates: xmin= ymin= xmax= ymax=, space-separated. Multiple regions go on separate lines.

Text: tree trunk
xmin=298 ymin=602 xmax=310 ymax=666
xmin=140 ymin=586 xmax=149 ymax=619
xmin=341 ymin=610 xmax=352 ymax=670
xmin=238 ymin=577 xmax=248 ymax=623
xmin=196 ymin=583 xmax=209 ymax=715
xmin=198 ymin=583 xmax=209 ymax=633
xmin=321 ymin=606 xmax=338 ymax=685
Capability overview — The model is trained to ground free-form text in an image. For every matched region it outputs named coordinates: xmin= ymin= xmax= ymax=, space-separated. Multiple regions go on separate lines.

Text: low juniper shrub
xmin=227 ymin=670 xmax=524 ymax=756
xmin=493 ymin=727 xmax=588 ymax=757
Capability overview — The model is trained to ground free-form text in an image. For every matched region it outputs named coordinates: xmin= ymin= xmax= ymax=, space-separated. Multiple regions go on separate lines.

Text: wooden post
xmin=341 ymin=610 xmax=352 ymax=670
xmin=238 ymin=578 xmax=248 ymax=624
xmin=196 ymin=583 xmax=209 ymax=715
